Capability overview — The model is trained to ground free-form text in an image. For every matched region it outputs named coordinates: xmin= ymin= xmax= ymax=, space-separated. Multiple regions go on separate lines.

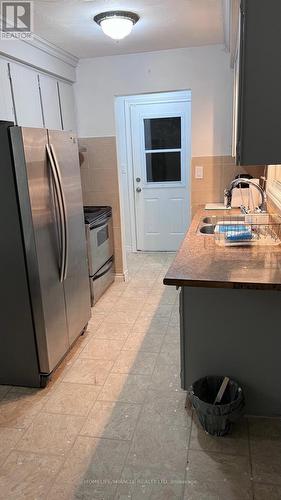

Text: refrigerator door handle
xmin=46 ymin=144 xmax=66 ymax=283
xmin=49 ymin=144 xmax=69 ymax=281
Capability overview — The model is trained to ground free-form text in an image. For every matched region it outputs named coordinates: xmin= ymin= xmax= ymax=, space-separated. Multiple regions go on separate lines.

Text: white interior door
xmin=130 ymin=98 xmax=191 ymax=251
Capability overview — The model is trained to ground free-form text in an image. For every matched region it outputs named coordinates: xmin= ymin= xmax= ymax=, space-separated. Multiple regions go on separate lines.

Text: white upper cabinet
xmin=0 ymin=61 xmax=15 ymax=122
xmin=39 ymin=74 xmax=62 ymax=130
xmin=9 ymin=63 xmax=43 ymax=128
xmin=58 ymin=81 xmax=76 ymax=132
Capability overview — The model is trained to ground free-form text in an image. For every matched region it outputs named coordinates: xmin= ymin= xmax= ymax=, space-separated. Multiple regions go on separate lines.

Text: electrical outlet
xmin=195 ymin=166 xmax=204 ymax=179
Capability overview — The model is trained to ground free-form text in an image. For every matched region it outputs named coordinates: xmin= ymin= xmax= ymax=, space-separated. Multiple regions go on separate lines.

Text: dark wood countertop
xmin=163 ymin=207 xmax=281 ymax=290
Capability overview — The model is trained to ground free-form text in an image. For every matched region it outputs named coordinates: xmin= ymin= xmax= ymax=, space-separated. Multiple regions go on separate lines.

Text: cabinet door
xmin=39 ymin=74 xmax=62 ymax=130
xmin=0 ymin=60 xmax=15 ymax=122
xmin=9 ymin=63 xmax=43 ymax=128
xmin=237 ymin=0 xmax=281 ymax=165
xmin=58 ymin=81 xmax=76 ymax=132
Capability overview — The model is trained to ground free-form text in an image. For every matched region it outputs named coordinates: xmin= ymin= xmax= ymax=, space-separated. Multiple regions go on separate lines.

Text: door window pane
xmin=144 ymin=117 xmax=181 ymax=150
xmin=146 ymin=152 xmax=181 ymax=182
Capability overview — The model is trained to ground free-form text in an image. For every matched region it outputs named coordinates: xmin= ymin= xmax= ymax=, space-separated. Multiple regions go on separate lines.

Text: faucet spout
xmin=224 ymin=178 xmax=267 ymax=213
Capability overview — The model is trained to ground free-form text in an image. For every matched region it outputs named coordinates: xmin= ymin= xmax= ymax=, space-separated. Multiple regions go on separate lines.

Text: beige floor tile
xmin=116 ymin=477 xmax=184 ymax=499
xmin=80 ymin=338 xmax=125 ymax=361
xmin=80 ymin=401 xmax=141 ymax=440
xmin=144 ymin=389 xmax=190 ymax=429
xmin=0 ymin=390 xmax=48 ymax=429
xmin=63 ymin=358 xmax=114 ymax=385
xmin=103 ymin=309 xmax=140 ymax=325
xmin=139 ymin=304 xmax=174 ymax=318
xmin=93 ymin=322 xmax=132 ymax=340
xmin=0 ymin=450 xmax=63 ymax=500
xmin=112 ymin=350 xmax=158 ymax=375
xmin=249 ymin=417 xmax=281 ymax=485
xmin=47 ymin=436 xmax=130 ymax=500
xmin=133 ymin=316 xmax=170 ymax=332
xmin=150 ymin=352 xmax=181 ymax=393
xmin=186 ymin=449 xmax=251 ymax=484
xmin=87 ymin=314 xmax=105 ymax=333
xmin=132 ymin=321 xmax=168 ymax=336
xmin=122 ymin=330 xmax=164 ymax=353
xmin=160 ymin=333 xmax=180 ymax=351
xmin=0 ymin=386 xmax=11 ymax=400
xmin=42 ymin=382 xmax=100 ymax=416
xmin=125 ymin=407 xmax=189 ymax=476
xmin=0 ymin=427 xmax=24 ymax=466
xmin=169 ymin=312 xmax=180 ymax=327
xmin=122 ymin=287 xmax=152 ymax=299
xmin=190 ymin=415 xmax=249 ymax=456
xmin=92 ymin=296 xmax=118 ymax=313
xmin=128 ymin=278 xmax=156 ymax=288
xmin=145 ymin=290 xmax=178 ymax=306
xmin=253 ymin=483 xmax=281 ymax=500
xmin=113 ymin=298 xmax=145 ymax=313
xmin=98 ymin=373 xmax=151 ymax=404
xmin=17 ymin=412 xmax=85 ymax=456
xmin=183 ymin=477 xmax=253 ymax=499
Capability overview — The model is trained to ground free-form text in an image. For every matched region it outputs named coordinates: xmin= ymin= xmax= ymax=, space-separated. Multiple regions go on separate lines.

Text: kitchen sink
xmin=199 ymin=225 xmax=215 ymax=235
xmin=202 ymin=216 xmax=245 ymax=224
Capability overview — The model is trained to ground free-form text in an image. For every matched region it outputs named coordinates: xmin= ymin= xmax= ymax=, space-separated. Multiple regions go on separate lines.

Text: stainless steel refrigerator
xmin=0 ymin=122 xmax=91 ymax=387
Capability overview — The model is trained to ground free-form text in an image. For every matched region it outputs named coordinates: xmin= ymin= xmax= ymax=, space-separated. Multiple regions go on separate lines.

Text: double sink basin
xmin=198 ymin=215 xmax=246 ymax=235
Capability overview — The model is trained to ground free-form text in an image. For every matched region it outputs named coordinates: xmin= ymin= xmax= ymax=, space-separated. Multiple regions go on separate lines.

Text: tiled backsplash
xmin=191 ymin=156 xmax=264 ymax=217
xmin=78 ymin=137 xmax=124 ymax=276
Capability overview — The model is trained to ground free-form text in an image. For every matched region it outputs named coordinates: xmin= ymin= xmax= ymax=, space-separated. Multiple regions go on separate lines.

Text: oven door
xmin=88 ymin=215 xmax=113 ymax=276
xmin=90 ymin=257 xmax=115 ymax=305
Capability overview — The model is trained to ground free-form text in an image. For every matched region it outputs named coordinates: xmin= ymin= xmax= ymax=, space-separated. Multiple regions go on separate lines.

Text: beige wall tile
xmin=79 ymin=136 xmax=124 ymax=277
xmin=191 ymin=156 xmax=264 ymax=214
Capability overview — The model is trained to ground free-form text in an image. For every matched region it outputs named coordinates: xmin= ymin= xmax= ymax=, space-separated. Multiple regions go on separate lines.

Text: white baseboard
xmin=115 ymin=269 xmax=129 ymax=282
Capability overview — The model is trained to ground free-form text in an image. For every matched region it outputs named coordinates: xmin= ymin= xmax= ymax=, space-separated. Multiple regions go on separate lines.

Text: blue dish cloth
xmin=225 ymin=230 xmax=253 ymax=241
xmin=218 ymin=224 xmax=249 ymax=233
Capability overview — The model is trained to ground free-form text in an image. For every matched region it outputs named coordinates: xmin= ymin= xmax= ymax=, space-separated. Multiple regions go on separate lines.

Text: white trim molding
xmin=115 ymin=90 xmax=192 ymax=253
xmin=25 ymin=35 xmax=78 ymax=68
xmin=267 ymin=166 xmax=281 ymax=212
xmin=0 ymin=22 xmax=78 ymax=81
xmin=223 ymin=0 xmax=240 ymax=68
xmin=222 ymin=0 xmax=231 ymax=53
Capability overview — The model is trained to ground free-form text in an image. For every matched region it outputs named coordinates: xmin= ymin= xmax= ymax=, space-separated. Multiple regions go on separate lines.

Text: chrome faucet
xmin=224 ymin=178 xmax=267 ymax=213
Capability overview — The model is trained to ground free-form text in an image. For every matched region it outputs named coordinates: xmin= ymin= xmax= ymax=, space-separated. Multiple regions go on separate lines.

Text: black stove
xmin=84 ymin=206 xmax=112 ymax=226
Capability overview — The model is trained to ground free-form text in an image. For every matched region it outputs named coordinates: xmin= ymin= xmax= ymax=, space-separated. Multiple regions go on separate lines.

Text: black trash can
xmin=188 ymin=376 xmax=245 ymax=436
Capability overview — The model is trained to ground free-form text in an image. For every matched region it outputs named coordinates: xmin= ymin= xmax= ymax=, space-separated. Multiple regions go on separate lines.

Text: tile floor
xmin=0 ymin=252 xmax=280 ymax=499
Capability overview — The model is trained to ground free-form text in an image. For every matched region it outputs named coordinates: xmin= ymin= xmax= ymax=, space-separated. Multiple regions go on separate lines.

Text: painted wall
xmin=75 ymin=44 xmax=233 ymax=157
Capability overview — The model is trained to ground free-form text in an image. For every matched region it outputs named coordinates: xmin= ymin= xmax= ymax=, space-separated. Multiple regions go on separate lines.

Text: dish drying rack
xmin=214 ymin=214 xmax=281 ymax=247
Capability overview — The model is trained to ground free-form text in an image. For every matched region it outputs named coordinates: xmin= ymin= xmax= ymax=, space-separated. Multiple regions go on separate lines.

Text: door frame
xmin=115 ymin=90 xmax=192 ymax=253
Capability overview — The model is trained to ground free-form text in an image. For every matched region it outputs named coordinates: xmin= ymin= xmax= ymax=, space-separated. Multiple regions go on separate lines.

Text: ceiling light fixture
xmin=94 ymin=11 xmax=140 ymax=41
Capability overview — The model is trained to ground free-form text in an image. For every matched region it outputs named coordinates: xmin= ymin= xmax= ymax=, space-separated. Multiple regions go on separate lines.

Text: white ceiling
xmin=34 ymin=0 xmax=224 ymax=59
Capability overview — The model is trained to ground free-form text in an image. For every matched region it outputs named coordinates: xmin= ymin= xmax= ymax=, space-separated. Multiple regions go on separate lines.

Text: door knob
xmin=136 ymin=187 xmax=142 ymax=193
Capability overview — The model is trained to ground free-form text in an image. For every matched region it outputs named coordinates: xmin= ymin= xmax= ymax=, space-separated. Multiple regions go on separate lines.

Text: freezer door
xmin=10 ymin=126 xmax=69 ymax=373
xmin=47 ymin=130 xmax=91 ymax=345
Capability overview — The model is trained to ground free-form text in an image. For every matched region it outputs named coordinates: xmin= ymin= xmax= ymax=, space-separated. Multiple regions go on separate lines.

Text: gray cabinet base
xmin=181 ymin=286 xmax=281 ymax=416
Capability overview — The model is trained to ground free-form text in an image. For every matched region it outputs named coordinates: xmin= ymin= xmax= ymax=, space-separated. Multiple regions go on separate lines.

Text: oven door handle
xmin=92 ymin=258 xmax=114 ymax=281
xmin=89 ymin=214 xmax=112 ymax=230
